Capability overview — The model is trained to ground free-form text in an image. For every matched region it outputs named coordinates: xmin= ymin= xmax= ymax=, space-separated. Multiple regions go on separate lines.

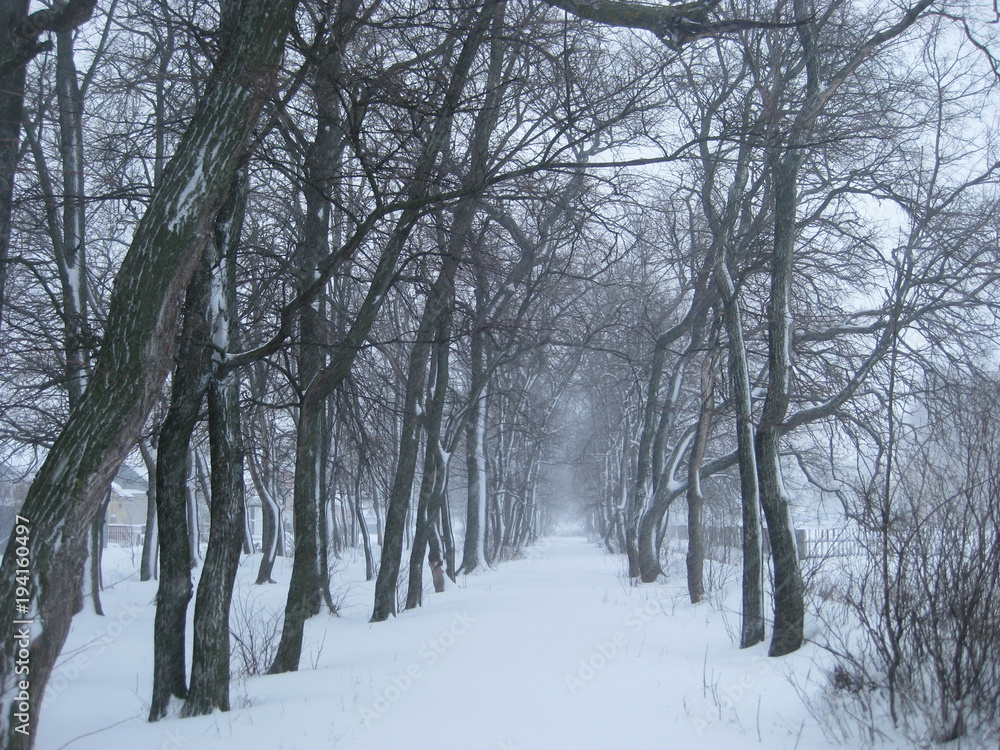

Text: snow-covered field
xmin=39 ymin=537 xmax=841 ymax=750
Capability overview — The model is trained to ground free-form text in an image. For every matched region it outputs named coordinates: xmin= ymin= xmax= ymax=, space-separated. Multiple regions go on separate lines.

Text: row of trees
xmin=584 ymin=0 xmax=997 ymax=655
xmin=0 ymin=0 xmax=997 ymax=747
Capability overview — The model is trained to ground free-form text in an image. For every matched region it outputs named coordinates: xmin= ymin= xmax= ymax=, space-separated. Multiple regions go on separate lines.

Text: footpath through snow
xmin=39 ymin=536 xmax=836 ymax=750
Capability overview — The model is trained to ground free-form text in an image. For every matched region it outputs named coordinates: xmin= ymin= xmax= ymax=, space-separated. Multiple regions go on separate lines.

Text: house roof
xmin=1 ymin=461 xmax=148 ymax=497
xmin=110 ymin=465 xmax=148 ymax=498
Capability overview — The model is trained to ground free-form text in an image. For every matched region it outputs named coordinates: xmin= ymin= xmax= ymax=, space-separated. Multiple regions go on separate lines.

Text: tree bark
xmin=352 ymin=471 xmax=374 ymax=581
xmin=406 ymin=314 xmax=452 ymax=609
xmin=755 ymin=150 xmax=805 ymax=657
xmin=685 ymin=345 xmax=716 ymax=604
xmin=88 ymin=492 xmax=110 ymax=616
xmin=717 ymin=263 xmax=765 ymax=648
xmin=372 ymin=306 xmax=437 ymax=621
xmin=55 ymin=28 xmax=89 ymax=405
xmin=267 ymin=0 xmax=366 ymax=671
xmin=182 ymin=369 xmax=244 ymax=716
xmin=460 ymin=370 xmax=488 ymax=573
xmin=139 ymin=441 xmax=159 ymax=582
xmin=148 ymin=253 xmax=211 ymax=722
xmin=249 ymin=442 xmax=280 ymax=585
xmin=268 ymin=393 xmax=326 ymax=673
xmin=182 ymin=167 xmax=248 ymax=717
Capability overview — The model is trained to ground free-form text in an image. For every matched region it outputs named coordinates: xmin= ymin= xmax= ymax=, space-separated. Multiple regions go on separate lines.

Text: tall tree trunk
xmin=745 ymin=0 xmax=933 ymax=658
xmin=0 ymin=0 xmax=29 ymax=333
xmin=372 ymin=311 xmax=436 ymax=621
xmin=406 ymin=318 xmax=452 ymax=609
xmin=182 ymin=370 xmax=244 ymax=716
xmin=686 ymin=344 xmax=716 ymax=604
xmin=268 ymin=394 xmax=326 ymax=674
xmin=88 ymin=491 xmax=110 ymax=616
xmin=0 ymin=2 xmax=297 ymax=744
xmin=280 ymin=259 xmax=327 ymax=626
xmin=438 ymin=473 xmax=456 ymax=582
xmin=634 ymin=283 xmax=713 ymax=583
xmin=139 ymin=441 xmax=159 ymax=582
xmin=148 ymin=252 xmax=211 ymax=722
xmin=460 ymin=375 xmax=488 ymax=573
xmin=183 ymin=363 xmax=245 ymax=715
xmin=625 ymin=334 xmax=671 ymax=577
xmin=268 ymin=2 xmax=362 ymax=669
xmin=459 ymin=258 xmax=489 ymax=574
xmin=635 ymin=340 xmax=705 ymax=581
xmin=352 ymin=471 xmax=374 ymax=581
xmin=249 ymin=445 xmax=280 ymax=584
xmin=56 ymin=28 xmax=89 ymax=405
xmin=318 ymin=412 xmax=338 ymax=601
xmin=715 ymin=260 xmax=765 ymax=647
xmin=182 ymin=167 xmax=248 ymax=717
xmin=756 ymin=152 xmax=804 ymax=657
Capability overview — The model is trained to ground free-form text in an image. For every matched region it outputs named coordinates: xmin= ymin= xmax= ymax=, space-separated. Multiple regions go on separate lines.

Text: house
xmin=106 ymin=464 xmax=148 ymax=527
xmin=1 ymin=462 xmax=149 ymax=548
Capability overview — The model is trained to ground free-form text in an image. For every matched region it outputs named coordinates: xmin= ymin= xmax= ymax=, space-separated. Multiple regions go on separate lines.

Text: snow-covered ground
xmin=39 ymin=537 xmax=839 ymax=750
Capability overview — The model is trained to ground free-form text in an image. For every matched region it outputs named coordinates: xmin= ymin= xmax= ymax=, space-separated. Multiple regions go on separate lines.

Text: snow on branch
xmin=538 ymin=0 xmax=803 ymax=48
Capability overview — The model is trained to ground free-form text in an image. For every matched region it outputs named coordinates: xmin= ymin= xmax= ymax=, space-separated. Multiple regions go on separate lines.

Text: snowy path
xmin=39 ymin=537 xmax=833 ymax=750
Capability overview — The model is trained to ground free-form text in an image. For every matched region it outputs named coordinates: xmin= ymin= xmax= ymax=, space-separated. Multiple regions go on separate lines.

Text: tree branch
xmin=0 ymin=0 xmax=98 ymax=80
xmin=538 ymin=0 xmax=801 ymax=47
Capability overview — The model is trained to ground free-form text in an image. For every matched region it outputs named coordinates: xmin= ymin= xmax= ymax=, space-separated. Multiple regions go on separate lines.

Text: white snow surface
xmin=39 ymin=537 xmax=840 ymax=750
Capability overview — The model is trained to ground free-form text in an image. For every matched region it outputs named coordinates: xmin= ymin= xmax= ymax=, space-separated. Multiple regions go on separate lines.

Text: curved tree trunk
xmin=249 ymin=446 xmax=280 ymax=585
xmin=182 ymin=167 xmax=249 ymax=718
xmin=352 ymin=471 xmax=374 ymax=581
xmin=685 ymin=344 xmax=717 ymax=604
xmin=406 ymin=319 xmax=451 ymax=609
xmin=756 ymin=151 xmax=804 ymax=657
xmin=139 ymin=441 xmax=159 ymax=582
xmin=148 ymin=250 xmax=212 ymax=722
xmin=459 ymin=266 xmax=488 ymax=574
xmin=181 ymin=363 xmax=245 ymax=716
xmin=715 ymin=260 xmax=765 ymax=648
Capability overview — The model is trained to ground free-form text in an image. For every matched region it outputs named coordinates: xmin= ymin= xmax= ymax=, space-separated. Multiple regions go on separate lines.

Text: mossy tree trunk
xmin=406 ymin=312 xmax=453 ymax=609
xmin=148 ymin=253 xmax=211 ymax=721
xmin=182 ymin=168 xmax=249 ymax=717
